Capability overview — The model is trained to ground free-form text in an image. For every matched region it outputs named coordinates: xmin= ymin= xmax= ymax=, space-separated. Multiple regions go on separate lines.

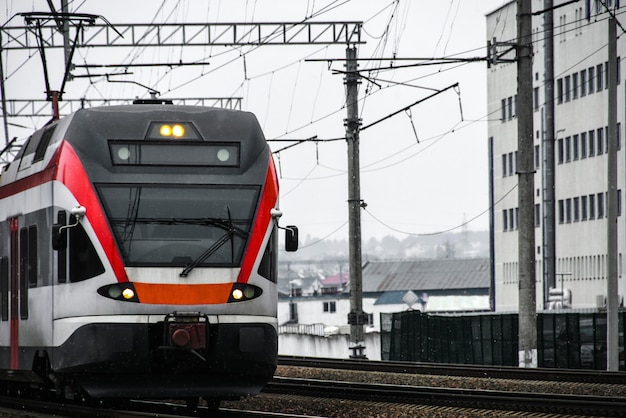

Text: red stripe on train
xmin=53 ymin=142 xmax=129 ymax=282
xmin=237 ymin=156 xmax=278 ymax=283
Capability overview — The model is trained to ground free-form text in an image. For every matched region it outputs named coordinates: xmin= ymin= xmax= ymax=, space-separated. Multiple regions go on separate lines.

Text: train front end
xmin=48 ymin=104 xmax=287 ymax=401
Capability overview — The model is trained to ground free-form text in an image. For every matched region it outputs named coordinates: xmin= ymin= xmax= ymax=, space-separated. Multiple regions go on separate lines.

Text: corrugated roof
xmin=362 ymin=258 xmax=490 ymax=292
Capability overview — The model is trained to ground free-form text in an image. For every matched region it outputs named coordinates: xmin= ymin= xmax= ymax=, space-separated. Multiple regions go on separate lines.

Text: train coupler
xmin=159 ymin=312 xmax=209 ymax=360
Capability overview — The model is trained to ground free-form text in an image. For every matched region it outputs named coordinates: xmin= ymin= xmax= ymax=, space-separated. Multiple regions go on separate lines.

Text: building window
xmin=503 ymin=209 xmax=509 ymax=231
xmin=535 ymin=144 xmax=541 ymax=169
xmin=580 ymin=69 xmax=587 ymax=96
xmin=323 ymin=301 xmax=336 ymax=313
xmin=574 ymin=197 xmax=580 ymax=221
xmin=534 ymin=87 xmax=540 ymax=109
xmin=597 ymin=128 xmax=604 ymax=155
xmin=535 ymin=203 xmax=541 ymax=227
xmin=589 ymin=194 xmax=596 ymax=219
xmin=582 ymin=195 xmax=588 ymax=220
xmin=565 ymin=136 xmax=571 ymax=162
xmin=502 ymin=154 xmax=507 ymax=177
xmin=589 ymin=130 xmax=595 ymax=156
xmin=565 ymin=75 xmax=571 ymax=101
xmin=589 ymin=66 xmax=595 ymax=94
xmin=509 ymin=152 xmax=515 ymax=176
xmin=558 ymin=138 xmax=564 ymax=164
xmin=581 ymin=132 xmax=587 ymax=158
xmin=557 ymin=78 xmax=564 ymax=103
xmin=566 ymin=198 xmax=572 ymax=223
xmin=597 ymin=63 xmax=604 ymax=91
xmin=558 ymin=199 xmax=564 ymax=224
xmin=508 ymin=96 xmax=514 ymax=120
xmin=501 ymin=99 xmax=507 ymax=122
xmin=572 ymin=73 xmax=579 ymax=99
xmin=598 ymin=192 xmax=605 ymax=218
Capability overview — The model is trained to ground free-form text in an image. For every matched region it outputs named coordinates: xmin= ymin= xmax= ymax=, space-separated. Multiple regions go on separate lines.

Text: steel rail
xmin=265 ymin=376 xmax=626 ymax=417
xmin=278 ymin=355 xmax=626 ymax=384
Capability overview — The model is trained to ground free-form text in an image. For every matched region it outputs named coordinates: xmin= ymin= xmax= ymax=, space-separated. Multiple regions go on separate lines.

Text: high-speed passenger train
xmin=0 ymin=102 xmax=297 ymax=405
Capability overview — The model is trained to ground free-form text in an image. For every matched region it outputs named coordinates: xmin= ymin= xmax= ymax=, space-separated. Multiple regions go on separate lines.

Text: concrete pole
xmin=606 ymin=16 xmax=619 ymax=372
xmin=344 ymin=46 xmax=366 ymax=358
xmin=0 ymin=31 xmax=9 ymax=146
xmin=517 ymin=0 xmax=538 ymax=368
xmin=542 ymin=0 xmax=556 ymax=308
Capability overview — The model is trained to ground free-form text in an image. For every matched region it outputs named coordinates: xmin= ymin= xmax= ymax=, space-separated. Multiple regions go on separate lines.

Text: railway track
xmin=264 ymin=375 xmax=626 ymax=417
xmin=278 ymin=354 xmax=626 ymax=384
xmin=270 ymin=355 xmax=626 ymax=416
xmin=3 ymin=357 xmax=625 ymax=417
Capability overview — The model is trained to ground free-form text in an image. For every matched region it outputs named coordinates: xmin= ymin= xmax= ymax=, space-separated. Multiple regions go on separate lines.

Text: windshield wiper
xmin=124 ymin=217 xmax=248 ymax=236
xmin=179 ymin=207 xmax=247 ymax=277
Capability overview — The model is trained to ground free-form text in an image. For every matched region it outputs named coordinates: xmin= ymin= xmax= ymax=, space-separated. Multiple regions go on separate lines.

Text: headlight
xmin=97 ymin=283 xmax=140 ymax=303
xmin=228 ymin=283 xmax=263 ymax=303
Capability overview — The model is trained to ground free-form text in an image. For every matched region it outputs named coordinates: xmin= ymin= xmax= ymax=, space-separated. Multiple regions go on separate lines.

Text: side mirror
xmin=285 ymin=225 xmax=298 ymax=252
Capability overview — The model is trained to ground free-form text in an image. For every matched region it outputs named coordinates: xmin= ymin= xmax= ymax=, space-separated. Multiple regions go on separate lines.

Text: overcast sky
xmin=2 ymin=0 xmax=508 ymax=243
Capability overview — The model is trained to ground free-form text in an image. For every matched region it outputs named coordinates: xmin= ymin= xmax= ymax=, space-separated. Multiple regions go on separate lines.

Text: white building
xmin=487 ymin=1 xmax=625 ymax=311
xmin=278 ymin=258 xmax=491 ymax=333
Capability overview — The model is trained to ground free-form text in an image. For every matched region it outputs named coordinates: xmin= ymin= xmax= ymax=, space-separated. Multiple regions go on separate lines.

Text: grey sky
xmin=2 ymin=0 xmax=507 ymax=241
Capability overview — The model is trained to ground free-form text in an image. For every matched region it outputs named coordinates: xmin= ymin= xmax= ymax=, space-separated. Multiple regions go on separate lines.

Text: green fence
xmin=381 ymin=310 xmax=625 ymax=370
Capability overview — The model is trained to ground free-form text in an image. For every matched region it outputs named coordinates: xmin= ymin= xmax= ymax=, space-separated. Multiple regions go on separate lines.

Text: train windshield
xmin=97 ymin=184 xmax=259 ymax=267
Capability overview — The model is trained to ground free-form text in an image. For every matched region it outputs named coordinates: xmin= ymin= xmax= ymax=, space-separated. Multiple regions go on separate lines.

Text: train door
xmin=9 ymin=217 xmax=19 ymax=369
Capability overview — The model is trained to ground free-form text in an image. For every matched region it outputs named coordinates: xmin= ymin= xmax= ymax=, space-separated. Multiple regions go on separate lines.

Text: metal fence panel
xmin=382 ymin=310 xmax=624 ymax=370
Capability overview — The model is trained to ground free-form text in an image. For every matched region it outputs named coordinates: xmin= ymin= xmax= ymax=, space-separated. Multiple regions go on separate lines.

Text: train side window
xmin=56 ymin=211 xmax=67 ymax=283
xmin=69 ymin=221 xmax=105 ymax=282
xmin=257 ymin=228 xmax=277 ymax=283
xmin=19 ymin=225 xmax=37 ymax=319
xmin=0 ymin=257 xmax=8 ymax=321
xmin=28 ymin=226 xmax=38 ymax=287
xmin=34 ymin=125 xmax=56 ymax=162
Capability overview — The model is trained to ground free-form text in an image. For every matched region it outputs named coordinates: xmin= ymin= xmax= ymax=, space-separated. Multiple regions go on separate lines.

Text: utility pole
xmin=517 ymin=0 xmax=537 ymax=368
xmin=542 ymin=0 xmax=556 ymax=308
xmin=606 ymin=15 xmax=619 ymax=372
xmin=344 ymin=46 xmax=366 ymax=358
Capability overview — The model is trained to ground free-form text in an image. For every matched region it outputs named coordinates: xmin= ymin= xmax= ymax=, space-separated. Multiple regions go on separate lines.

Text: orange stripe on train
xmin=132 ymin=282 xmax=233 ymax=305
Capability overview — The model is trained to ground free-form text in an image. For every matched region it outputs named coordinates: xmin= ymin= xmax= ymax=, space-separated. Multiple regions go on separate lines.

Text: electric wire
xmin=297 ymin=219 xmax=349 ymax=249
xmin=364 ymin=183 xmax=518 ymax=237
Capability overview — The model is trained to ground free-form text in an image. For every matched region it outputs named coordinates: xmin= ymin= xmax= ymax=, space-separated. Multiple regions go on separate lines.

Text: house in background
xmin=278 ymin=258 xmax=491 ymax=333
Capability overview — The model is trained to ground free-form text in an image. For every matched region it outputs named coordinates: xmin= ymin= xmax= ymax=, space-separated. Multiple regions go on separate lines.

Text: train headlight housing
xmin=228 ymin=283 xmax=263 ymax=303
xmin=147 ymin=122 xmax=199 ymax=140
xmin=97 ymin=283 xmax=140 ymax=303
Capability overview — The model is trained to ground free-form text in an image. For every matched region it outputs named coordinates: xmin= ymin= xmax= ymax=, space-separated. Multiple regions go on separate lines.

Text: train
xmin=0 ymin=102 xmax=298 ymax=407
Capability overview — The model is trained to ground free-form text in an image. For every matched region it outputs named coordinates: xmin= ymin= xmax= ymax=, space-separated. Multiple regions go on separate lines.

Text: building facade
xmin=487 ymin=1 xmax=625 ymax=311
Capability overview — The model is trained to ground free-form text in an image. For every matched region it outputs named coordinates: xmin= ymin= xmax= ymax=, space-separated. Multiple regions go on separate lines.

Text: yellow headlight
xmin=232 ymin=289 xmax=244 ymax=300
xmin=122 ymin=288 xmax=135 ymax=300
xmin=172 ymin=124 xmax=185 ymax=137
xmin=160 ymin=125 xmax=172 ymax=136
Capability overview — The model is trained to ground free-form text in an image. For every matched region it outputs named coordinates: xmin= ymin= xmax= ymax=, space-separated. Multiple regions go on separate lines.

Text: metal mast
xmin=344 ymin=46 xmax=367 ymax=358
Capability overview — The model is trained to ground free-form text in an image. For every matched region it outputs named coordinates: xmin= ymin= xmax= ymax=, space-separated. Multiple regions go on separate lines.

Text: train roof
xmin=66 ymin=104 xmax=265 ymax=144
xmin=1 ymin=104 xmax=271 ymax=185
